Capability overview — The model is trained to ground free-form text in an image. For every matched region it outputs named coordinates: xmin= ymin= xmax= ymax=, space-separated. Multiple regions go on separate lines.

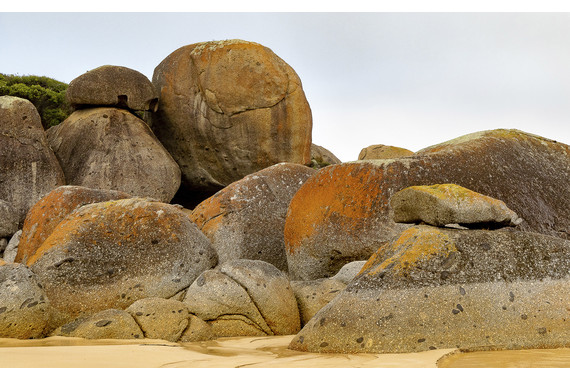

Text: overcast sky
xmin=2 ymin=11 xmax=570 ymax=161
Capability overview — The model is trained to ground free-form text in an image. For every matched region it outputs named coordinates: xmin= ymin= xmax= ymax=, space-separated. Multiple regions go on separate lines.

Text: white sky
xmin=2 ymin=3 xmax=570 ymax=162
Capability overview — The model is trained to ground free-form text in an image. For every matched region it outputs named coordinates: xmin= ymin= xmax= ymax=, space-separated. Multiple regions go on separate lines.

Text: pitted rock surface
xmin=151 ymin=39 xmax=312 ymax=194
xmin=289 ymin=226 xmax=570 ymax=354
xmin=0 ymin=96 xmax=66 ymax=224
xmin=190 ymin=163 xmax=316 ymax=272
xmin=285 ymin=129 xmax=570 ymax=280
xmin=0 ymin=263 xmax=49 ymax=339
xmin=391 ymin=184 xmax=522 ymax=228
xmin=52 ymin=309 xmax=143 ymax=340
xmin=66 ymin=65 xmax=158 ymax=111
xmin=47 ymin=108 xmax=181 ymax=203
xmin=291 ymin=278 xmax=346 ymax=326
xmin=126 ymin=297 xmax=190 ymax=342
xmin=0 ymin=200 xmax=18 ymax=238
xmin=30 ymin=198 xmax=217 ymax=320
xmin=16 ymin=186 xmax=131 ymax=265
xmin=183 ymin=259 xmax=300 ymax=337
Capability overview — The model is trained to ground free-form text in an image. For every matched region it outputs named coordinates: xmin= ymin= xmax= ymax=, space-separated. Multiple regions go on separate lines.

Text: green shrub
xmin=0 ymin=74 xmax=71 ymax=129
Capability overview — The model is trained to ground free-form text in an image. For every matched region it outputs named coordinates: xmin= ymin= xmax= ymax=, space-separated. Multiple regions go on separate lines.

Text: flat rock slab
xmin=391 ymin=183 xmax=522 ymax=227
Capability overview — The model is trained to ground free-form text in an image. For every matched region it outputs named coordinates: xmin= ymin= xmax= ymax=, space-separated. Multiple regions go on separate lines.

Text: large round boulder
xmin=16 ymin=186 xmax=131 ymax=265
xmin=151 ymin=39 xmax=313 ymax=194
xmin=190 ymin=163 xmax=315 ymax=272
xmin=66 ymin=65 xmax=159 ymax=111
xmin=47 ymin=108 xmax=181 ymax=203
xmin=30 ymin=198 xmax=217 ymax=320
xmin=289 ymin=226 xmax=570 ymax=354
xmin=285 ymin=129 xmax=570 ymax=280
xmin=0 ymin=96 xmax=66 ymax=224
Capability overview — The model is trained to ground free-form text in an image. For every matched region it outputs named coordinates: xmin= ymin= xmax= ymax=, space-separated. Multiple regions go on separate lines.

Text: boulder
xmin=285 ymin=129 xmax=570 ymax=280
xmin=151 ymin=39 xmax=313 ymax=194
xmin=391 ymin=183 xmax=522 ymax=228
xmin=0 ymin=96 xmax=66 ymax=224
xmin=179 ymin=314 xmax=215 ymax=342
xmin=289 ymin=226 xmax=570 ymax=354
xmin=66 ymin=65 xmax=159 ymax=111
xmin=190 ymin=163 xmax=316 ymax=272
xmin=291 ymin=278 xmax=346 ymax=326
xmin=310 ymin=144 xmax=341 ymax=169
xmin=126 ymin=297 xmax=190 ymax=342
xmin=183 ymin=259 xmax=300 ymax=337
xmin=2 ymin=230 xmax=21 ymax=264
xmin=0 ymin=263 xmax=50 ymax=339
xmin=0 ymin=200 xmax=18 ymax=238
xmin=52 ymin=309 xmax=143 ymax=339
xmin=0 ymin=239 xmax=6 ymax=255
xmin=30 ymin=198 xmax=217 ymax=320
xmin=358 ymin=144 xmax=414 ymax=160
xmin=16 ymin=186 xmax=131 ymax=265
xmin=330 ymin=261 xmax=367 ymax=284
xmin=46 ymin=108 xmax=181 ymax=203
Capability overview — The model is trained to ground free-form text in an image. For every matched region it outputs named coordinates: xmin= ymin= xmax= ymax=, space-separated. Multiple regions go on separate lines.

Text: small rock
xmin=331 ymin=261 xmax=367 ymax=284
xmin=126 ymin=297 xmax=190 ymax=342
xmin=2 ymin=230 xmax=21 ymax=264
xmin=52 ymin=309 xmax=143 ymax=339
xmin=178 ymin=314 xmax=216 ymax=342
xmin=358 ymin=144 xmax=414 ymax=160
xmin=291 ymin=278 xmax=346 ymax=325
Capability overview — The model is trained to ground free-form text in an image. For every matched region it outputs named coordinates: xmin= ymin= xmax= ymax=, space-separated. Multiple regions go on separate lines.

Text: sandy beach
xmin=0 ymin=335 xmax=569 ymax=368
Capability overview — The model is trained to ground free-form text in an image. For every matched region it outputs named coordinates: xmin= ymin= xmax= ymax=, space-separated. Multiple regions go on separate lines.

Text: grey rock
xmin=291 ymin=278 xmax=346 ymax=326
xmin=2 ymin=230 xmax=21 ymax=264
xmin=309 ymin=144 xmax=341 ymax=169
xmin=66 ymin=65 xmax=158 ymax=111
xmin=331 ymin=261 xmax=367 ymax=284
xmin=391 ymin=183 xmax=522 ymax=228
xmin=0 ymin=96 xmax=66 ymax=224
xmin=190 ymin=163 xmax=316 ymax=272
xmin=289 ymin=226 xmax=570 ymax=354
xmin=0 ymin=200 xmax=18 ymax=237
xmin=47 ymin=108 xmax=181 ymax=203
xmin=0 ymin=263 xmax=50 ymax=339
xmin=126 ymin=297 xmax=190 ymax=342
xmin=52 ymin=309 xmax=143 ymax=339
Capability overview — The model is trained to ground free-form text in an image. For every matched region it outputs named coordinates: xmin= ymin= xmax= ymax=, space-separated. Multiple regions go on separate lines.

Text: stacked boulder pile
xmin=1 ymin=39 xmax=570 ymax=355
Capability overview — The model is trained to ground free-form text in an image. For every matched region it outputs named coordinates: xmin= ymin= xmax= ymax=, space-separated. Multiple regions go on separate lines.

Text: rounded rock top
xmin=66 ymin=65 xmax=158 ymax=111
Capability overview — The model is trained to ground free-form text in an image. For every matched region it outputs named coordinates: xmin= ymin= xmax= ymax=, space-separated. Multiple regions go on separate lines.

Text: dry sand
xmin=1 ymin=335 xmax=569 ymax=368
xmin=0 ymin=335 xmax=453 ymax=368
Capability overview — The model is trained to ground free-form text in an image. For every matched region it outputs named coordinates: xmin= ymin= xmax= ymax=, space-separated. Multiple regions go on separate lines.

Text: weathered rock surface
xmin=0 ymin=96 xmax=66 ymax=224
xmin=291 ymin=278 xmax=346 ymax=326
xmin=151 ymin=39 xmax=313 ymax=194
xmin=289 ymin=225 xmax=570 ymax=353
xmin=183 ymin=259 xmax=300 ymax=337
xmin=47 ymin=108 xmax=181 ymax=203
xmin=2 ymin=230 xmax=21 ymax=264
xmin=0 ymin=263 xmax=49 ymax=339
xmin=66 ymin=65 xmax=159 ymax=111
xmin=190 ymin=163 xmax=315 ymax=272
xmin=391 ymin=184 xmax=522 ymax=228
xmin=126 ymin=297 xmax=189 ymax=342
xmin=0 ymin=200 xmax=18 ymax=238
xmin=330 ymin=261 xmax=367 ymax=285
xmin=30 ymin=198 xmax=217 ymax=320
xmin=358 ymin=144 xmax=414 ymax=160
xmin=285 ymin=129 xmax=570 ymax=280
xmin=16 ymin=186 xmax=131 ymax=265
xmin=310 ymin=144 xmax=341 ymax=169
xmin=52 ymin=309 xmax=143 ymax=339
xmin=179 ymin=314 xmax=216 ymax=342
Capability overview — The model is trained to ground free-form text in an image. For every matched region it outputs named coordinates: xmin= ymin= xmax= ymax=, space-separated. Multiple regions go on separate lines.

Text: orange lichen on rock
xmin=189 ymin=192 xmax=227 ymax=236
xmin=365 ymin=226 xmax=458 ymax=278
xmin=16 ymin=186 xmax=131 ymax=265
